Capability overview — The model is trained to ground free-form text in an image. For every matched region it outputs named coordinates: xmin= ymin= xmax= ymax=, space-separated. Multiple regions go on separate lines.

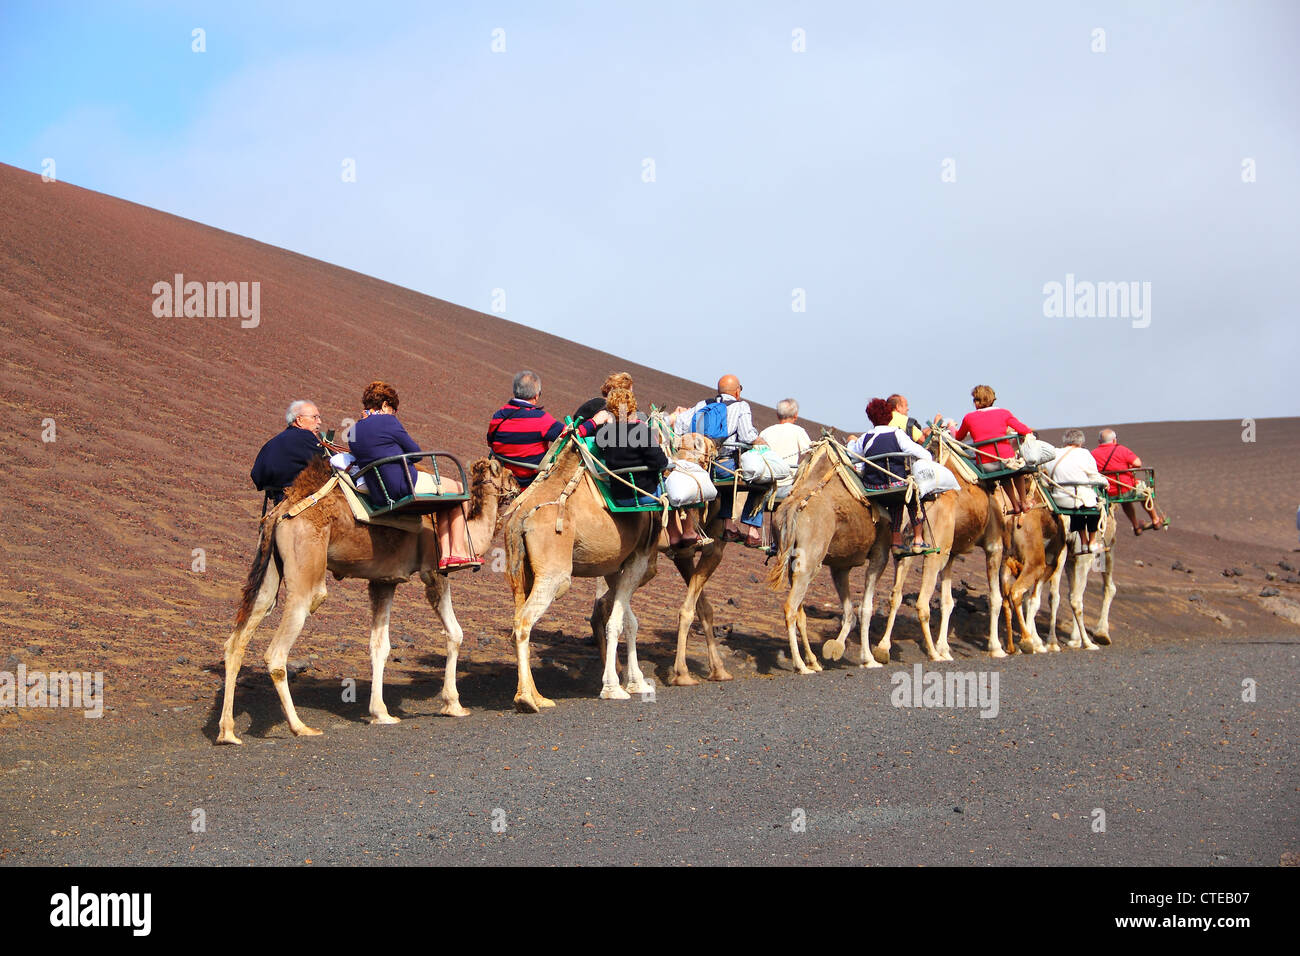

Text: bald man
xmin=675 ymin=374 xmax=763 ymax=545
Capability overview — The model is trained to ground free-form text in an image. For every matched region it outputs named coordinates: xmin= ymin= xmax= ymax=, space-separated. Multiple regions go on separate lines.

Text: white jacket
xmin=1045 ymin=445 xmax=1106 ymax=509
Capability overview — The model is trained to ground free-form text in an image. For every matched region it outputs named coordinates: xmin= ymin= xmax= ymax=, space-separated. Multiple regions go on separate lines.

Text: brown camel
xmin=217 ymin=456 xmax=519 ymax=745
xmin=874 ymin=437 xmax=1007 ymax=662
xmin=999 ymin=502 xmax=1071 ymax=654
xmin=505 ymin=439 xmax=663 ymax=713
xmin=768 ymin=441 xmax=893 ymax=671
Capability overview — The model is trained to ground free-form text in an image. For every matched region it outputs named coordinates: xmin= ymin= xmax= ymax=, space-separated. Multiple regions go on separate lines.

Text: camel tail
xmin=234 ymin=511 xmax=279 ymax=628
xmin=505 ymin=511 xmax=528 ymax=590
xmin=766 ymin=507 xmax=797 ymax=591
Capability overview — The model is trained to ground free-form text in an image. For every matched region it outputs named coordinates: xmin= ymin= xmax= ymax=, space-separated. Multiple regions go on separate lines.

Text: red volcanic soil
xmin=1 ymin=161 xmax=1298 ymax=735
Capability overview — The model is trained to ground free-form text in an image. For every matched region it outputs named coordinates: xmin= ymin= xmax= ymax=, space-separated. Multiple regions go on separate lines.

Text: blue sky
xmin=2 ymin=0 xmax=1297 ymax=429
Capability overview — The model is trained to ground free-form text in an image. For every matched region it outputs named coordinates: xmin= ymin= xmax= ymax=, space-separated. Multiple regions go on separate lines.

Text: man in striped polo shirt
xmin=487 ymin=370 xmax=602 ymax=487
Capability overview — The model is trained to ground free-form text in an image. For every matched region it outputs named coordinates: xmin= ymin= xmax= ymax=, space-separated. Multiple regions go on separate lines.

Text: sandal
xmin=440 ymin=555 xmax=482 ymax=574
xmin=720 ymin=529 xmax=746 ymax=544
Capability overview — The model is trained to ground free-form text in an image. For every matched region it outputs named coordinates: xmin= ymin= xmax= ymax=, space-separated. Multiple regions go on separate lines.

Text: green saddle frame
xmin=350 ymin=451 xmax=470 ymax=518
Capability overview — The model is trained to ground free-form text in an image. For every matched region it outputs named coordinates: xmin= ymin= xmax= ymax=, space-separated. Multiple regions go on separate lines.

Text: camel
xmin=998 ymin=504 xmax=1072 ymax=654
xmin=874 ymin=437 xmax=1008 ymax=662
xmin=768 ymin=441 xmax=893 ymax=671
xmin=1047 ymin=503 xmax=1118 ymax=649
xmin=216 ymin=456 xmax=519 ymax=745
xmin=505 ymin=439 xmax=663 ymax=713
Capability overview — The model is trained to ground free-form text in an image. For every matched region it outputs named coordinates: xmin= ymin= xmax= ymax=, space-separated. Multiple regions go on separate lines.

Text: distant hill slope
xmin=0 ymin=162 xmax=795 ymax=626
xmin=1 ymin=162 xmax=1295 ymax=699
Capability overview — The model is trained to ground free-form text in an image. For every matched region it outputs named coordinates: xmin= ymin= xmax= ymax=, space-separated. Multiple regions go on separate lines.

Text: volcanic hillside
xmin=2 ymin=161 xmax=1298 ymax=722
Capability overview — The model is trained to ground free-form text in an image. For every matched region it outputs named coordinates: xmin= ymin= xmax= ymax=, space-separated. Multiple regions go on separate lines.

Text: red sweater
xmin=954 ymin=407 xmax=1031 ymax=465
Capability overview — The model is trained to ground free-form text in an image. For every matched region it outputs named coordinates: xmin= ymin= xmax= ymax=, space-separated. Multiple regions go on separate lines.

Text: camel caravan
xmin=217 ymin=373 xmax=1168 ymax=744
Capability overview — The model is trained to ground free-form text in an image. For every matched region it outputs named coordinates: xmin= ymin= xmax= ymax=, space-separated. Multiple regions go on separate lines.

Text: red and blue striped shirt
xmin=487 ymin=399 xmax=596 ymax=485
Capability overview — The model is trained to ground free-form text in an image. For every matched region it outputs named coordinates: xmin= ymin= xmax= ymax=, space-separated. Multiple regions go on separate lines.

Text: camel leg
xmin=623 ymin=606 xmax=654 ymax=696
xmin=782 ymin=555 xmax=820 ymax=676
xmin=914 ymin=553 xmax=945 ymax=662
xmin=934 ymin=568 xmax=957 ymax=661
xmin=857 ymin=542 xmax=890 ymax=666
xmin=424 ymin=572 xmax=471 ymax=717
xmin=1093 ymin=549 xmax=1116 ymax=644
xmin=821 ymin=566 xmax=856 ymax=662
xmin=875 ymin=556 xmax=911 ymax=665
xmin=600 ymin=567 xmax=637 ymax=700
xmin=1046 ymin=550 xmax=1066 ymax=651
xmin=798 ymin=603 xmax=822 ymax=672
xmin=1020 ymin=581 xmax=1047 ymax=654
xmin=695 ymin=591 xmax=732 ymax=682
xmin=217 ymin=557 xmax=281 ymax=745
xmin=671 ymin=546 xmax=725 ymax=686
xmin=512 ymin=574 xmax=564 ymax=713
xmin=984 ymin=544 xmax=1007 ymax=658
xmin=1067 ymin=560 xmax=1100 ymax=651
xmin=365 ymin=581 xmax=401 ymax=724
xmin=264 ymin=594 xmax=321 ymax=738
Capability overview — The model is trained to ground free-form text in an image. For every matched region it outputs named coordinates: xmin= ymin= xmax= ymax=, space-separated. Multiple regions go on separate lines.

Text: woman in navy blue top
xmin=350 ymin=381 xmax=479 ymax=571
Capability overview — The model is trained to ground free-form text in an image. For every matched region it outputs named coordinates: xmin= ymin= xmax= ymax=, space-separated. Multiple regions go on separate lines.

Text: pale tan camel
xmin=505 ymin=440 xmax=663 ymax=713
xmin=1048 ymin=503 xmax=1117 ymax=649
xmin=217 ymin=456 xmax=518 ymax=745
xmin=768 ymin=441 xmax=893 ymax=671
xmin=874 ymin=438 xmax=1008 ymax=662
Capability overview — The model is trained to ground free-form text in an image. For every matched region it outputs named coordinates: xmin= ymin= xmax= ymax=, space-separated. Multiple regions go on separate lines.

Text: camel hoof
xmin=600 ymin=685 xmax=631 ymax=700
xmin=859 ymin=656 xmax=883 ymax=668
xmin=624 ymin=680 xmax=654 ymax=696
xmin=668 ymin=672 xmax=699 ymax=687
xmin=1093 ymin=632 xmax=1111 ymax=645
xmin=872 ymin=644 xmax=891 ymax=665
xmin=795 ymin=665 xmax=815 ymax=675
xmin=940 ymin=651 xmax=955 ymax=662
xmin=805 ymin=657 xmax=823 ymax=672
xmin=514 ymin=695 xmax=541 ymax=714
xmin=822 ymin=639 xmax=846 ymax=661
xmin=292 ymin=725 xmax=323 ymax=737
xmin=216 ymin=730 xmax=243 ymax=746
xmin=440 ymin=701 xmax=471 ymax=718
xmin=1083 ymin=643 xmax=1100 ymax=651
xmin=707 ymin=669 xmax=734 ymax=682
xmin=369 ymin=713 xmax=401 ymax=725
xmin=988 ymin=647 xmax=1007 ymax=659
xmin=1046 ymin=642 xmax=1061 ymax=652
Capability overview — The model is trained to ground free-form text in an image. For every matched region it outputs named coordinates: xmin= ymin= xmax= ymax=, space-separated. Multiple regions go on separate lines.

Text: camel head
xmin=674 ymin=432 xmax=717 ymax=468
xmin=468 ymin=457 xmax=521 ymax=520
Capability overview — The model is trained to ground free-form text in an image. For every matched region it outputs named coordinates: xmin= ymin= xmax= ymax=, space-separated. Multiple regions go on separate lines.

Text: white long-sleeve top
xmin=1045 ymin=445 xmax=1107 ymax=509
xmin=847 ymin=425 xmax=932 ymax=463
xmin=675 ymin=394 xmax=759 ymax=453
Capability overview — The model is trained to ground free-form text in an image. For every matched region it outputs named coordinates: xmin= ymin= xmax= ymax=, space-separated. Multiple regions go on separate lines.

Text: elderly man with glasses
xmin=250 ymin=399 xmax=326 ymax=507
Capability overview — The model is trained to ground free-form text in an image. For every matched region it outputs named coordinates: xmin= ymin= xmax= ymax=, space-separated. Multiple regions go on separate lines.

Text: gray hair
xmin=775 ymin=398 xmax=799 ymax=420
xmin=1098 ymin=427 xmax=1117 ymax=444
xmin=285 ymin=399 xmax=315 ymax=424
xmin=513 ymin=370 xmax=541 ymax=400
xmin=1063 ymin=428 xmax=1086 ymax=446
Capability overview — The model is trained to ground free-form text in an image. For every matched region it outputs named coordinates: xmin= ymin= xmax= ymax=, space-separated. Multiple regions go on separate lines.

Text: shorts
xmin=1069 ymin=512 xmax=1100 ymax=533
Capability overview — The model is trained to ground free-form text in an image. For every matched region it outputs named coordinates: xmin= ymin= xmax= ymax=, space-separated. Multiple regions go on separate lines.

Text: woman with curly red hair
xmin=350 ymin=380 xmax=478 ymax=571
xmin=848 ymin=397 xmax=933 ymax=552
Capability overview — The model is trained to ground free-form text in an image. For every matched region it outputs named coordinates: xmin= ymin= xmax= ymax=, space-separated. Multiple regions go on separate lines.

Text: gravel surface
xmin=3 ymin=636 xmax=1295 ymax=866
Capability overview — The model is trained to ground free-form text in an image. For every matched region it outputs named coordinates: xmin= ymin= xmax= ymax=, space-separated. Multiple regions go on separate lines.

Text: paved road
xmin=2 ymin=637 xmax=1296 ymax=866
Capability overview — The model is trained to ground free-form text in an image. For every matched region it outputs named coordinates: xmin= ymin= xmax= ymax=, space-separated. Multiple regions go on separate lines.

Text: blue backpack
xmin=690 ymin=399 xmax=732 ymax=443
